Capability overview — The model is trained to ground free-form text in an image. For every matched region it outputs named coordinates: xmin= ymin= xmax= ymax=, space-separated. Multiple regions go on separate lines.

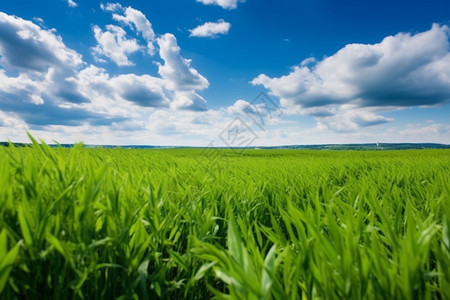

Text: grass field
xmin=0 ymin=137 xmax=449 ymax=299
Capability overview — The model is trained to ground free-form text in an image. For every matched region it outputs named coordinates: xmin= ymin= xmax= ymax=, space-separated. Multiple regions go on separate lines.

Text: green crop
xmin=0 ymin=135 xmax=449 ymax=299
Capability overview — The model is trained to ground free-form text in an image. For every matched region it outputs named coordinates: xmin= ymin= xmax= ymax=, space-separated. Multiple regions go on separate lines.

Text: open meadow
xmin=0 ymin=139 xmax=449 ymax=299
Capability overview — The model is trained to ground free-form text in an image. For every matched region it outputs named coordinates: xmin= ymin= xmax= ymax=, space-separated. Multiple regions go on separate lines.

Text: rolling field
xmin=0 ymin=138 xmax=449 ymax=299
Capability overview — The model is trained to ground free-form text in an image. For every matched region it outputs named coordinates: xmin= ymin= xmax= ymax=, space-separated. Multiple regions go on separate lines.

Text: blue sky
xmin=0 ymin=0 xmax=449 ymax=145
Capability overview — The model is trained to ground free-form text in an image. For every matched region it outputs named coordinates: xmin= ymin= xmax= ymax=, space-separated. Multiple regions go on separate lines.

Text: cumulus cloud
xmin=92 ymin=6 xmax=210 ymax=111
xmin=157 ymin=33 xmax=209 ymax=92
xmin=68 ymin=65 xmax=170 ymax=111
xmin=226 ymin=99 xmax=255 ymax=115
xmin=0 ymin=9 xmax=212 ymax=140
xmin=252 ymin=24 xmax=450 ymax=131
xmin=67 ymin=0 xmax=78 ymax=8
xmin=189 ymin=19 xmax=231 ymax=38
xmin=0 ymin=70 xmax=45 ymax=105
xmin=0 ymin=13 xmax=141 ymax=127
xmin=0 ymin=73 xmax=119 ymax=127
xmin=0 ymin=72 xmax=122 ymax=127
xmin=171 ymin=91 xmax=208 ymax=111
xmin=111 ymin=74 xmax=170 ymax=108
xmin=316 ymin=107 xmax=393 ymax=132
xmin=0 ymin=111 xmax=27 ymax=129
xmin=77 ymin=34 xmax=209 ymax=111
xmin=0 ymin=12 xmax=105 ymax=126
xmin=0 ymin=12 xmax=82 ymax=72
xmin=196 ymin=0 xmax=245 ymax=9
xmin=101 ymin=3 xmax=156 ymax=55
xmin=91 ymin=25 xmax=140 ymax=66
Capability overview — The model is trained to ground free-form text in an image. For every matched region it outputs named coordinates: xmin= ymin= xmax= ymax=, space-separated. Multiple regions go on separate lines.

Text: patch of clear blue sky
xmin=1 ymin=0 xmax=449 ymax=111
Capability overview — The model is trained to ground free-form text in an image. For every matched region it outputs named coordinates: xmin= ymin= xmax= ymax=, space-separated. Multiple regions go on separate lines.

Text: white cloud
xmin=0 ymin=110 xmax=28 ymax=130
xmin=0 ymin=12 xmax=82 ymax=72
xmin=67 ymin=0 xmax=78 ymax=8
xmin=91 ymin=25 xmax=141 ymax=66
xmin=224 ymin=98 xmax=285 ymax=130
xmin=111 ymin=74 xmax=170 ymax=108
xmin=76 ymin=34 xmax=209 ymax=112
xmin=399 ymin=123 xmax=450 ymax=136
xmin=0 ymin=70 xmax=45 ymax=105
xmin=3 ymin=107 xmax=450 ymax=146
xmin=32 ymin=17 xmax=44 ymax=25
xmin=300 ymin=57 xmax=316 ymax=67
xmin=157 ymin=33 xmax=209 ymax=92
xmin=146 ymin=108 xmax=233 ymax=142
xmin=196 ymin=0 xmax=245 ymax=9
xmin=92 ymin=5 xmax=209 ymax=111
xmin=100 ymin=3 xmax=122 ymax=12
xmin=315 ymin=107 xmax=393 ymax=132
xmin=0 ymin=11 xmax=211 ymax=132
xmin=189 ymin=19 xmax=231 ymax=38
xmin=0 ymin=12 xmax=101 ymax=127
xmin=226 ymin=99 xmax=255 ymax=115
xmin=68 ymin=65 xmax=169 ymax=112
xmin=171 ymin=91 xmax=207 ymax=111
xmin=252 ymin=24 xmax=450 ymax=132
xmin=101 ymin=3 xmax=156 ymax=55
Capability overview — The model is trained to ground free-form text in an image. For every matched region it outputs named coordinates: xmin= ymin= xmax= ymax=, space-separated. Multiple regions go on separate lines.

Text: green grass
xmin=0 ymin=137 xmax=449 ymax=299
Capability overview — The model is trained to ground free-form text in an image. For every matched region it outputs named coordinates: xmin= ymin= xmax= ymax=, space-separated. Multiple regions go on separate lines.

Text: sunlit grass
xmin=0 ymin=136 xmax=449 ymax=299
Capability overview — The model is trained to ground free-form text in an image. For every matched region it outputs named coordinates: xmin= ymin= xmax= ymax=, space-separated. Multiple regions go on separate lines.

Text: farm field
xmin=0 ymin=139 xmax=449 ymax=299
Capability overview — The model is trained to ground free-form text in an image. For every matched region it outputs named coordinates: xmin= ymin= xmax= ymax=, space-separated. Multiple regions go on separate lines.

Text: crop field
xmin=0 ymin=138 xmax=449 ymax=299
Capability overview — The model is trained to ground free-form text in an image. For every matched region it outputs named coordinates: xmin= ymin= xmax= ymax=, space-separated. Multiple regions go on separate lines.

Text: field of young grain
xmin=0 ymin=137 xmax=449 ymax=299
